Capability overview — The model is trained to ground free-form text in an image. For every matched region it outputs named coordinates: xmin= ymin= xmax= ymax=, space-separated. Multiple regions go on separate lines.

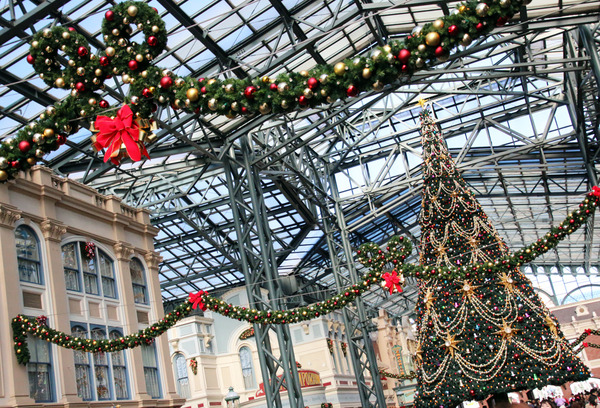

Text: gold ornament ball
xmin=152 ymin=25 xmax=160 ymax=33
xmin=277 ymin=82 xmax=289 ymax=93
xmin=320 ymin=89 xmax=327 ymax=97
xmin=207 ymin=98 xmax=218 ymax=111
xmin=261 ymin=76 xmax=270 ymax=83
xmin=475 ymin=3 xmax=490 ymax=17
xmin=231 ymin=101 xmax=239 ymax=111
xmin=122 ymin=74 xmax=131 ymax=84
xmin=326 ymin=96 xmax=334 ymax=103
xmin=95 ymin=68 xmax=103 ymax=77
xmin=383 ymin=45 xmax=392 ymax=53
xmin=33 ymin=133 xmax=43 ymax=144
xmin=126 ymin=46 xmax=134 ymax=54
xmin=417 ymin=44 xmax=427 ymax=53
xmin=411 ymin=26 xmax=423 ymax=37
xmin=226 ymin=111 xmax=236 ymax=119
xmin=319 ymin=74 xmax=329 ymax=84
xmin=371 ymin=49 xmax=382 ymax=61
xmin=141 ymin=70 xmax=148 ymax=78
xmin=146 ymin=53 xmax=153 ymax=61
xmin=432 ymin=19 xmax=445 ymax=30
xmin=259 ymin=103 xmax=271 ymax=114
xmin=35 ymin=149 xmax=45 ymax=158
xmin=499 ymin=0 xmax=511 ymax=7
xmin=425 ymin=31 xmax=441 ymax=47
xmin=27 ymin=157 xmax=37 ymax=166
xmin=458 ymin=5 xmax=467 ymax=13
xmin=186 ymin=88 xmax=199 ymax=102
xmin=62 ymin=31 xmax=71 ymax=40
xmin=39 ymin=113 xmax=46 ymax=120
xmin=135 ymin=54 xmax=144 ymax=62
xmin=113 ymin=67 xmax=120 ymax=74
xmin=118 ymin=38 xmax=127 ymax=47
xmin=43 ymin=128 xmax=55 ymax=138
xmin=130 ymin=96 xmax=139 ymax=105
xmin=303 ymin=88 xmax=313 ymax=99
xmin=149 ymin=86 xmax=156 ymax=93
xmin=158 ymin=96 xmax=166 ymax=104
xmin=45 ymin=46 xmax=53 ymax=53
xmin=137 ymin=23 xmax=143 ymax=30
xmin=46 ymin=106 xmax=56 ymax=115
xmin=300 ymin=70 xmax=309 ymax=77
xmin=106 ymin=47 xmax=116 ymax=57
xmin=112 ymin=28 xmax=120 ymax=36
xmin=88 ymin=98 xmax=97 ymax=106
xmin=55 ymin=78 xmax=65 ymax=88
xmin=31 ymin=40 xmax=39 ymax=49
xmin=224 ymin=83 xmax=235 ymax=94
xmin=362 ymin=68 xmax=372 ymax=79
xmin=0 ymin=171 xmax=7 ymax=181
xmin=45 ymin=58 xmax=52 ymax=66
xmin=415 ymin=57 xmax=425 ymax=68
xmin=460 ymin=34 xmax=472 ymax=47
xmin=334 ymin=62 xmax=347 ymax=76
xmin=162 ymin=69 xmax=172 ymax=77
xmin=79 ymin=109 xmax=87 ymax=117
xmin=0 ymin=157 xmax=8 ymax=168
xmin=123 ymin=17 xmax=129 ymax=25
xmin=76 ymin=67 xmax=85 ymax=76
xmin=70 ymin=89 xmax=79 ymax=98
xmin=42 ymin=28 xmax=52 ymax=38
xmin=92 ymin=78 xmax=101 ymax=85
xmin=373 ymin=81 xmax=383 ymax=91
xmin=127 ymin=5 xmax=138 ymax=16
xmin=207 ymin=78 xmax=217 ymax=86
xmin=68 ymin=60 xmax=76 ymax=67
xmin=175 ymin=78 xmax=185 ymax=87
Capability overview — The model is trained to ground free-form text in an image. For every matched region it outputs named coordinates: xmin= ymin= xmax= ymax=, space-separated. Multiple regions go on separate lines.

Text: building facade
xmin=0 ymin=166 xmax=184 ymax=407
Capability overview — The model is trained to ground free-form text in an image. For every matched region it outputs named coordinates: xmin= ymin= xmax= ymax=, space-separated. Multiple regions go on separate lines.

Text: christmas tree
xmin=414 ymin=106 xmax=589 ymax=408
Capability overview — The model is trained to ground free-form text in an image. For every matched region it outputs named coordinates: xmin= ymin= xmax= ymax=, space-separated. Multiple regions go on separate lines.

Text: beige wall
xmin=0 ymin=166 xmax=184 ymax=407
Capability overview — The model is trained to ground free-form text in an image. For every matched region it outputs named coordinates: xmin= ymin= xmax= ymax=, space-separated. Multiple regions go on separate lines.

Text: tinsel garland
xmin=379 ymin=370 xmax=418 ymax=380
xmin=0 ymin=0 xmax=531 ymax=182
xmin=570 ymin=329 xmax=600 ymax=354
xmin=12 ymin=300 xmax=192 ymax=365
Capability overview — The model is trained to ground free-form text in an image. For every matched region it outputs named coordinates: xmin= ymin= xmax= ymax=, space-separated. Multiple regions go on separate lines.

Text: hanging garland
xmin=0 ymin=0 xmax=532 ymax=182
xmin=379 ymin=370 xmax=418 ymax=381
xmin=570 ymin=329 xmax=600 ymax=354
xmin=189 ymin=357 xmax=198 ymax=375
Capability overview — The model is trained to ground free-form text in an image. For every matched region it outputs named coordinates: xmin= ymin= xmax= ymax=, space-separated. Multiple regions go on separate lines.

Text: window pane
xmin=99 ymin=253 xmax=113 ymax=278
xmin=133 ymin=284 xmax=147 ymax=304
xmin=61 ymin=243 xmax=78 ymax=269
xmin=16 ymin=227 xmax=41 ymax=284
xmin=239 ymin=347 xmax=255 ymax=389
xmin=113 ymin=366 xmax=128 ymax=399
xmin=27 ymin=338 xmax=54 ymax=402
xmin=102 ymin=277 xmax=116 ymax=298
xmin=130 ymin=259 xmax=148 ymax=304
xmin=19 ymin=259 xmax=41 ymax=284
xmin=142 ymin=344 xmax=161 ymax=398
xmin=72 ymin=326 xmax=92 ymax=400
xmin=84 ymin=272 xmax=99 ymax=295
xmin=95 ymin=365 xmax=110 ymax=400
xmin=174 ymin=354 xmax=190 ymax=399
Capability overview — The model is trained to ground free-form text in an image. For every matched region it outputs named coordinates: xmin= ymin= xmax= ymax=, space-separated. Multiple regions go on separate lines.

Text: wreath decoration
xmin=0 ymin=0 xmax=531 ymax=182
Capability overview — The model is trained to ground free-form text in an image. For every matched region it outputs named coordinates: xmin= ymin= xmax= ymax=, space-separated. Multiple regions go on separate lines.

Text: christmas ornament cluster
xmin=0 ymin=0 xmax=531 ymax=182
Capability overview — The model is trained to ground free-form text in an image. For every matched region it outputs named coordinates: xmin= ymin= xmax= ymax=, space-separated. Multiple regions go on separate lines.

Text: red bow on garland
xmin=382 ymin=270 xmax=403 ymax=294
xmin=92 ymin=104 xmax=150 ymax=165
xmin=189 ymin=291 xmax=208 ymax=311
xmin=592 ymin=186 xmax=600 ymax=197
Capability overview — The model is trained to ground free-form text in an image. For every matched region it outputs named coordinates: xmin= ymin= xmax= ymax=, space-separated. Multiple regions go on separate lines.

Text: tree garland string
xmin=0 ymin=0 xmax=531 ymax=182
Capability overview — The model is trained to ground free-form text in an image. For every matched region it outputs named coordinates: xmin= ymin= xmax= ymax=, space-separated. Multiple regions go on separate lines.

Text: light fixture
xmin=225 ymin=386 xmax=240 ymax=408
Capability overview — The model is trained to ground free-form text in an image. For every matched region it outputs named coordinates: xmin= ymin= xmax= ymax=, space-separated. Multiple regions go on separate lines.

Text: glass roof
xmin=0 ymin=0 xmax=599 ymax=316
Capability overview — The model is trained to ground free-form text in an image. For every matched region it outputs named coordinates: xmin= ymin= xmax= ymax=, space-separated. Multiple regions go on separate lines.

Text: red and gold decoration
xmin=379 ymin=370 xmax=417 ymax=381
xmin=326 ymin=338 xmax=334 ymax=354
xmin=189 ymin=290 xmax=208 ymax=311
xmin=341 ymin=342 xmax=348 ymax=356
xmin=189 ymin=357 xmax=198 ymax=375
xmin=382 ymin=269 xmax=404 ymax=294
xmin=84 ymin=241 xmax=96 ymax=259
xmin=2 ymin=0 xmax=530 ymax=182
xmin=239 ymin=327 xmax=255 ymax=340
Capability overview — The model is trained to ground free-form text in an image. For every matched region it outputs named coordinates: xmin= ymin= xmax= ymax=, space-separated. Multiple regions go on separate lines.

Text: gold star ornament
xmin=545 ymin=315 xmax=559 ymax=338
xmin=441 ymin=333 xmax=462 ymax=357
xmin=418 ymin=98 xmax=427 ymax=107
xmin=494 ymin=319 xmax=519 ymax=340
xmin=499 ymin=272 xmax=515 ymax=293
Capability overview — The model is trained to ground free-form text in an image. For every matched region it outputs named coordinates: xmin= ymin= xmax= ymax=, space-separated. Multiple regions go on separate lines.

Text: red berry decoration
xmin=269 ymin=83 xmax=278 ymax=91
xmin=99 ymin=56 xmax=110 ymax=66
xmin=434 ymin=46 xmax=446 ymax=57
xmin=244 ymin=86 xmax=256 ymax=99
xmin=77 ymin=46 xmax=88 ymax=57
xmin=75 ymin=82 xmax=86 ymax=92
xmin=142 ymin=88 xmax=153 ymax=98
xmin=307 ymin=77 xmax=318 ymax=90
xmin=476 ymin=22 xmax=484 ymax=31
xmin=56 ymin=134 xmax=67 ymax=145
xmin=128 ymin=60 xmax=138 ymax=71
xmin=105 ymin=10 xmax=114 ymax=21
xmin=148 ymin=36 xmax=158 ymax=47
xmin=18 ymin=140 xmax=31 ymax=153
xmin=160 ymin=76 xmax=173 ymax=89
xmin=298 ymin=95 xmax=308 ymax=106
xmin=346 ymin=85 xmax=358 ymax=97
xmin=398 ymin=48 xmax=411 ymax=64
xmin=26 ymin=55 xmax=34 ymax=64
xmin=448 ymin=25 xmax=458 ymax=36
xmin=496 ymin=16 xmax=508 ymax=26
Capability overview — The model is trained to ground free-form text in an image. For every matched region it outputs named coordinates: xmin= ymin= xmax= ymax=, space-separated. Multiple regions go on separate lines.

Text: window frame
xmin=15 ymin=225 xmax=43 ymax=285
xmin=71 ymin=323 xmax=94 ymax=401
xmin=62 ymin=241 xmax=118 ymax=299
xmin=26 ymin=334 xmax=55 ymax=402
xmin=129 ymin=257 xmax=149 ymax=305
xmin=98 ymin=249 xmax=117 ymax=299
xmin=239 ymin=345 xmax=256 ymax=390
xmin=90 ymin=325 xmax=112 ymax=401
xmin=173 ymin=353 xmax=190 ymax=399
xmin=141 ymin=343 xmax=162 ymax=399
xmin=109 ymin=328 xmax=130 ymax=400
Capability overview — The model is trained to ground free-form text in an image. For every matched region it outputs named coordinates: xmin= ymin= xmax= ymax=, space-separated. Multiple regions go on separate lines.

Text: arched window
xmin=130 ymin=258 xmax=148 ymax=304
xmin=173 ymin=353 xmax=190 ymax=399
xmin=71 ymin=325 xmax=92 ymax=400
xmin=110 ymin=329 xmax=129 ymax=400
xmin=15 ymin=225 xmax=42 ymax=284
xmin=61 ymin=242 xmax=117 ymax=298
xmin=239 ymin=346 xmax=256 ymax=390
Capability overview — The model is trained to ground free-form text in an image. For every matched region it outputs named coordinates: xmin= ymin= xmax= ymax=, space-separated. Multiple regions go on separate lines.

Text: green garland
xmin=379 ymin=370 xmax=418 ymax=380
xmin=0 ymin=0 xmax=531 ymax=182
xmin=12 ymin=300 xmax=191 ymax=365
xmin=570 ymin=329 xmax=600 ymax=354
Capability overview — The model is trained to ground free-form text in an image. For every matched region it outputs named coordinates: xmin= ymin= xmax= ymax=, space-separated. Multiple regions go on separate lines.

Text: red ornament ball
xmin=476 ymin=22 xmax=484 ymax=31
xmin=298 ymin=95 xmax=308 ymax=106
xmin=160 ymin=76 xmax=173 ymax=89
xmin=200 ymin=86 xmax=207 ymax=94
xmin=244 ymin=86 xmax=256 ymax=99
xmin=99 ymin=56 xmax=110 ymax=66
xmin=56 ymin=134 xmax=67 ymax=145
xmin=496 ymin=16 xmax=508 ymax=26
xmin=68 ymin=27 xmax=76 ymax=32
xmin=346 ymin=85 xmax=358 ymax=97
xmin=18 ymin=140 xmax=31 ymax=153
xmin=99 ymin=100 xmax=109 ymax=109
xmin=269 ymin=83 xmax=278 ymax=91
xmin=11 ymin=160 xmax=20 ymax=168
xmin=448 ymin=25 xmax=458 ymax=36
xmin=398 ymin=48 xmax=411 ymax=64
xmin=434 ymin=46 xmax=446 ymax=57
xmin=148 ymin=36 xmax=158 ymax=47
xmin=241 ymin=106 xmax=248 ymax=114
xmin=75 ymin=82 xmax=86 ymax=92
xmin=128 ymin=60 xmax=138 ymax=71
xmin=142 ymin=88 xmax=153 ymax=98
xmin=307 ymin=77 xmax=318 ymax=90
xmin=77 ymin=46 xmax=88 ymax=57
xmin=152 ymin=7 xmax=158 ymax=13
xmin=198 ymin=77 xmax=205 ymax=83
xmin=401 ymin=64 xmax=408 ymax=72
xmin=105 ymin=10 xmax=114 ymax=21
xmin=26 ymin=55 xmax=34 ymax=64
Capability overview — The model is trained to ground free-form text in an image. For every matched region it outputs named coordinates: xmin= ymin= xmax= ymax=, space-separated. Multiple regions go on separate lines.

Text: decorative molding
xmin=40 ymin=219 xmax=67 ymax=241
xmin=113 ymin=242 xmax=134 ymax=261
xmin=0 ymin=204 xmax=21 ymax=228
xmin=144 ymin=251 xmax=163 ymax=270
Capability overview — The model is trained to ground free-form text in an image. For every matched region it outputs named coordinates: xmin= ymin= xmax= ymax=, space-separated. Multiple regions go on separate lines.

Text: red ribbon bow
xmin=383 ymin=270 xmax=403 ymax=294
xmin=93 ymin=104 xmax=149 ymax=164
xmin=591 ymin=186 xmax=600 ymax=197
xmin=189 ymin=290 xmax=207 ymax=311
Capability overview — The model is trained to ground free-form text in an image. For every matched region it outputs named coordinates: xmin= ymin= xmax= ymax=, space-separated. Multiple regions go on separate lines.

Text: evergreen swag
xmin=0 ymin=0 xmax=532 ymax=182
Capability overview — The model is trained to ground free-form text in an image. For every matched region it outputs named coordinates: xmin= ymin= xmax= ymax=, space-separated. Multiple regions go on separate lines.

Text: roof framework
xmin=0 ymin=0 xmax=599 ymax=318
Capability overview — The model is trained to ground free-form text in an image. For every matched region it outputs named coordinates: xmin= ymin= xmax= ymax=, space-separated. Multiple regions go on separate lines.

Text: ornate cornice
xmin=40 ymin=219 xmax=67 ymax=241
xmin=113 ymin=242 xmax=135 ymax=261
xmin=144 ymin=251 xmax=163 ymax=270
xmin=0 ymin=204 xmax=21 ymax=228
